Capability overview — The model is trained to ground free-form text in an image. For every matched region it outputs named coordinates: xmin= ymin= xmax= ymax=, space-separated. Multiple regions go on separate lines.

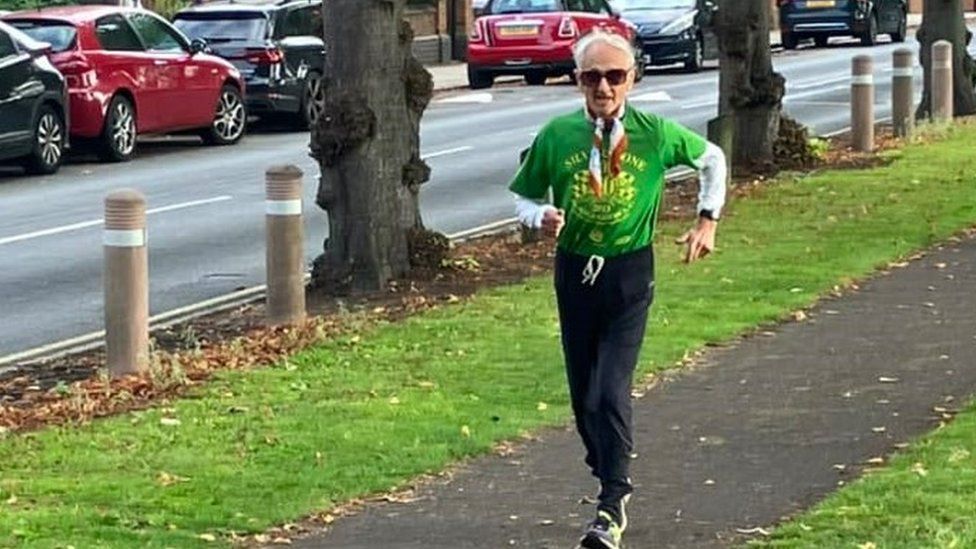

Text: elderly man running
xmin=509 ymin=29 xmax=727 ymax=549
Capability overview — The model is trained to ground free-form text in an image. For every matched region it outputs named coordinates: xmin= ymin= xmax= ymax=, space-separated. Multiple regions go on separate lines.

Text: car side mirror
xmin=189 ymin=38 xmax=209 ymax=55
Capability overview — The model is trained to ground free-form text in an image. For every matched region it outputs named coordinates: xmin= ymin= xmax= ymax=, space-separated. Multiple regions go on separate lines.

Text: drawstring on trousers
xmin=581 ymin=255 xmax=606 ymax=286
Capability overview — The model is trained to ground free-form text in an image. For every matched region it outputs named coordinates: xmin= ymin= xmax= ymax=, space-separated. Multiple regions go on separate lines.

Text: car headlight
xmin=659 ymin=11 xmax=696 ymax=36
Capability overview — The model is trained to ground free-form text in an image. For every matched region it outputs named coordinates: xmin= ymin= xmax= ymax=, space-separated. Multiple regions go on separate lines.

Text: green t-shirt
xmin=509 ymin=105 xmax=707 ymax=258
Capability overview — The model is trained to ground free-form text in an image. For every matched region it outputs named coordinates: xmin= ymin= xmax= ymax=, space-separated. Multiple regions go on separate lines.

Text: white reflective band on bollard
xmin=265 ymin=199 xmax=302 ymax=216
xmin=851 ymin=75 xmax=874 ymax=85
xmin=892 ymin=68 xmax=914 ymax=77
xmin=103 ymin=229 xmax=146 ymax=247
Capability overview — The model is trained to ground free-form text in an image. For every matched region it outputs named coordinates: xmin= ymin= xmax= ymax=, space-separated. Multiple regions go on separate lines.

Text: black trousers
xmin=554 ymin=246 xmax=654 ymax=520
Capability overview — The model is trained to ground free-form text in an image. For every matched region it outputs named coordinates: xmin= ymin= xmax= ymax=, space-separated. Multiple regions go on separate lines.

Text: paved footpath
xmin=287 ymin=233 xmax=976 ymax=548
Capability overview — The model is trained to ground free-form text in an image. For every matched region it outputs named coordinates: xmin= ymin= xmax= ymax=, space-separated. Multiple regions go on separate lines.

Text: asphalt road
xmin=0 ymin=35 xmax=959 ymax=357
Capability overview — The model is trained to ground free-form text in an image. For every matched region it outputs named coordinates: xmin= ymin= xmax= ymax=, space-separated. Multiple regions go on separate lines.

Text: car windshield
xmin=7 ymin=19 xmax=77 ymax=52
xmin=172 ymin=12 xmax=268 ymax=42
xmin=619 ymin=0 xmax=695 ymax=9
xmin=487 ymin=0 xmax=561 ymax=15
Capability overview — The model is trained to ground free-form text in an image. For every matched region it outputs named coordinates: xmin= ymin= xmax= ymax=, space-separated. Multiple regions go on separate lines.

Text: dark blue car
xmin=618 ymin=0 xmax=717 ymax=73
xmin=778 ymin=0 xmax=907 ymax=49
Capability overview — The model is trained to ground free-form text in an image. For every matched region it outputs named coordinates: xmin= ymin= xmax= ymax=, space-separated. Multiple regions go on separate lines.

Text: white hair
xmin=572 ymin=29 xmax=636 ymax=69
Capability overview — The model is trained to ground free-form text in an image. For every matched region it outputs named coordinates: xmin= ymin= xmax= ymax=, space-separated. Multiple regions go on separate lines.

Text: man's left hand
xmin=675 ymin=218 xmax=718 ymax=263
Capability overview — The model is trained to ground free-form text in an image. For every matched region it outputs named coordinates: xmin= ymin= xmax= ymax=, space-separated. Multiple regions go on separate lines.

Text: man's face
xmin=576 ymin=41 xmax=635 ymax=119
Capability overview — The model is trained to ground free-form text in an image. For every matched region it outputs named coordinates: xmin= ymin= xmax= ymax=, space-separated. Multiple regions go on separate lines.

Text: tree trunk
xmin=713 ymin=0 xmax=785 ymax=170
xmin=310 ymin=0 xmax=433 ymax=294
xmin=916 ymin=0 xmax=976 ymax=119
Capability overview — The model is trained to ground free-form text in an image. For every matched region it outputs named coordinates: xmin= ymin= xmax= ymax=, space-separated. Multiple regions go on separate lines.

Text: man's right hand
xmin=541 ymin=208 xmax=565 ymax=238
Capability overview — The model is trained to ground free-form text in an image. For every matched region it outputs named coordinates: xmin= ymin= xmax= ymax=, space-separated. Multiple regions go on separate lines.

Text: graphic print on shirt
xmin=564 ymin=150 xmax=649 ymax=246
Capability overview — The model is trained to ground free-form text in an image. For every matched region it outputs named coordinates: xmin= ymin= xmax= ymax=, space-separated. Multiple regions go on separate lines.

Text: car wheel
xmin=860 ymin=13 xmax=878 ymax=46
xmin=467 ymin=66 xmax=494 ymax=90
xmin=814 ymin=35 xmax=829 ymax=48
xmin=23 ymin=104 xmax=66 ymax=175
xmin=684 ymin=38 xmax=703 ymax=72
xmin=891 ymin=11 xmax=907 ymax=42
xmin=782 ymin=32 xmax=799 ymax=50
xmin=98 ymin=95 xmax=137 ymax=162
xmin=202 ymin=85 xmax=246 ymax=146
xmin=297 ymin=72 xmax=325 ymax=131
xmin=524 ymin=71 xmax=547 ymax=86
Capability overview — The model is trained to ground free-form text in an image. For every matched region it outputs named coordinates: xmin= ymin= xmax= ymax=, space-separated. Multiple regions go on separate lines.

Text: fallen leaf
xmin=792 ymin=311 xmax=808 ymax=322
xmin=198 ymin=533 xmax=217 ymax=542
xmin=872 ymin=427 xmax=887 ymax=434
xmin=271 ymin=537 xmax=292 ymax=545
xmin=418 ymin=381 xmax=436 ymax=389
xmin=388 ymin=396 xmax=401 ymax=405
xmin=704 ymin=479 xmax=716 ymax=485
xmin=537 ymin=402 xmax=548 ymax=411
xmin=935 ymin=262 xmax=947 ymax=269
xmin=160 ymin=417 xmax=181 ymax=427
xmin=949 ymin=448 xmax=970 ymax=463
xmin=254 ymin=534 xmax=271 ymax=543
xmin=878 ymin=376 xmax=900 ymax=383
xmin=5 ymin=495 xmax=16 ymax=505
xmin=858 ymin=543 xmax=877 ymax=549
xmin=461 ymin=425 xmax=471 ymax=438
xmin=867 ymin=457 xmax=885 ymax=465
xmin=736 ymin=527 xmax=771 ymax=536
xmin=537 ymin=519 xmax=555 ymax=526
xmin=157 ymin=471 xmax=190 ymax=487
xmin=832 ymin=464 xmax=847 ymax=472
xmin=911 ymin=462 xmax=928 ymax=477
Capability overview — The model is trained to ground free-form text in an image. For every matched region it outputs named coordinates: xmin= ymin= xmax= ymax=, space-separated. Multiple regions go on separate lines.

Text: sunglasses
xmin=578 ymin=67 xmax=633 ymax=87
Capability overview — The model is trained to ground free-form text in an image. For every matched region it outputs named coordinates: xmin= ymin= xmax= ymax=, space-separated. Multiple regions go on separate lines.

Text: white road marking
xmin=436 ymin=92 xmax=494 ymax=104
xmin=791 ymin=74 xmax=852 ymax=90
xmin=784 ymin=84 xmax=849 ymax=102
xmin=0 ymin=195 xmax=233 ymax=247
xmin=680 ymin=98 xmax=714 ymax=110
xmin=422 ymin=146 xmax=474 ymax=160
xmin=630 ymin=90 xmax=673 ymax=103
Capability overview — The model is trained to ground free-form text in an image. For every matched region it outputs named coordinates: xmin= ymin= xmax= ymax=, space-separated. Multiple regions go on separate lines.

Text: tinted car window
xmin=0 ymin=29 xmax=15 ymax=59
xmin=488 ymin=0 xmax=561 ymax=14
xmin=7 ymin=20 xmax=77 ymax=53
xmin=128 ymin=12 xmax=185 ymax=52
xmin=95 ymin=14 xmax=143 ymax=51
xmin=173 ymin=12 xmax=269 ymax=42
xmin=277 ymin=5 xmax=322 ymax=38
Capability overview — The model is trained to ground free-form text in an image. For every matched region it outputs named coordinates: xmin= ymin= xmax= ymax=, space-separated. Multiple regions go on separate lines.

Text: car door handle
xmin=153 ymin=60 xmax=169 ymax=66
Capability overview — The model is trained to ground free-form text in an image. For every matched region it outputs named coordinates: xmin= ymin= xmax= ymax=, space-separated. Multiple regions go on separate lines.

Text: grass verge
xmin=1 ymin=122 xmax=975 ymax=547
xmin=752 ymin=399 xmax=976 ymax=548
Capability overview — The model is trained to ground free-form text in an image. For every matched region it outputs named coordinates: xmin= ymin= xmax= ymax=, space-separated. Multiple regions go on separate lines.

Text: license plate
xmin=805 ymin=0 xmax=835 ymax=8
xmin=498 ymin=25 xmax=538 ymax=37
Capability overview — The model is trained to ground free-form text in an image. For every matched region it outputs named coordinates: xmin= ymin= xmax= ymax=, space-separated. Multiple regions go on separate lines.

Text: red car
xmin=3 ymin=6 xmax=246 ymax=162
xmin=467 ymin=0 xmax=642 ymax=89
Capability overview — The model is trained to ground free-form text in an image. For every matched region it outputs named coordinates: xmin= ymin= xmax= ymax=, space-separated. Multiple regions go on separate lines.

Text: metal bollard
xmin=851 ymin=55 xmax=874 ymax=152
xmin=265 ymin=165 xmax=306 ymax=326
xmin=104 ymin=189 xmax=149 ymax=376
xmin=932 ymin=40 xmax=953 ymax=123
xmin=892 ymin=48 xmax=915 ymax=138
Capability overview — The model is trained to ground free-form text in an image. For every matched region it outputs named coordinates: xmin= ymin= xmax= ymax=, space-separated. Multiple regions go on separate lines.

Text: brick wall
xmin=408 ymin=0 xmax=472 ymax=65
